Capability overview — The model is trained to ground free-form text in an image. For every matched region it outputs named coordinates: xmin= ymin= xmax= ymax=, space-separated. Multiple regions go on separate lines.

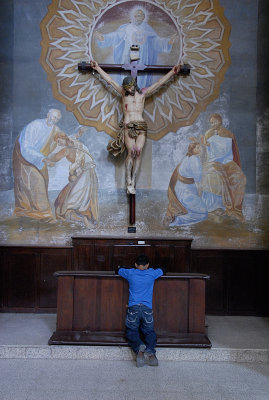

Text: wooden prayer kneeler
xmin=49 ymin=271 xmax=211 ymax=348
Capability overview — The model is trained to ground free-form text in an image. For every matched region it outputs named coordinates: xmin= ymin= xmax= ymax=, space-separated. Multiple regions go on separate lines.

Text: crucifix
xmin=78 ymin=46 xmax=190 ymax=227
xmin=78 ymin=55 xmax=190 ymax=80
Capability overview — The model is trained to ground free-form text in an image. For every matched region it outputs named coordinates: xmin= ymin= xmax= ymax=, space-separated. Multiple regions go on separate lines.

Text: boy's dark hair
xmin=135 ymin=254 xmax=149 ymax=266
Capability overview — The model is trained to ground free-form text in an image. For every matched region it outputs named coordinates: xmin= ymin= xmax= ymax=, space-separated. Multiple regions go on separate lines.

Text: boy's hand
xmin=115 ymin=265 xmax=121 ymax=275
xmin=160 ymin=266 xmax=167 ymax=275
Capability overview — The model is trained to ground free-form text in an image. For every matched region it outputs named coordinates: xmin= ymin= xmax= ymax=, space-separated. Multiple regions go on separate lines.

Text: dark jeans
xmin=125 ymin=304 xmax=157 ymax=355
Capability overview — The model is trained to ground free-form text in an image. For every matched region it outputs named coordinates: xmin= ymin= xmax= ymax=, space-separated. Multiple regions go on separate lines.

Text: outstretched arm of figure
xmin=75 ymin=126 xmax=87 ymax=139
xmin=144 ymin=64 xmax=181 ymax=98
xmin=46 ymin=148 xmax=68 ymax=163
xmin=200 ymin=133 xmax=210 ymax=146
xmin=90 ymin=60 xmax=122 ymax=95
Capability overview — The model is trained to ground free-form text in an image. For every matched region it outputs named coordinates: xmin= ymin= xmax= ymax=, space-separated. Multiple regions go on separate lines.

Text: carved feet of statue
xmin=127 ymin=184 xmax=136 ymax=195
xmin=126 ymin=176 xmax=136 ymax=194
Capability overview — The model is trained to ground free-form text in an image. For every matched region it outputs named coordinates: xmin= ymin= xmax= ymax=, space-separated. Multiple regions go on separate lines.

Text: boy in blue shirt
xmin=117 ymin=254 xmax=164 ymax=367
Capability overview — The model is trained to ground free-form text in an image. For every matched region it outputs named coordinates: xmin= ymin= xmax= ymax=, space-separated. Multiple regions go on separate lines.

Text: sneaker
xmin=147 ymin=354 xmax=158 ymax=367
xmin=136 ymin=351 xmax=145 ymax=368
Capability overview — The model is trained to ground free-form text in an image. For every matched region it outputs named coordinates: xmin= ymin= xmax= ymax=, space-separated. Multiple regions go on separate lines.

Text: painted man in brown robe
xmin=13 ymin=109 xmax=62 ymax=222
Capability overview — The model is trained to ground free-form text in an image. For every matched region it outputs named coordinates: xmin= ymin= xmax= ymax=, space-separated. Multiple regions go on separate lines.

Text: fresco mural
xmin=47 ymin=131 xmax=99 ymax=228
xmin=93 ymin=4 xmax=179 ymax=88
xmin=0 ymin=0 xmax=267 ymax=249
xmin=165 ymin=141 xmax=208 ymax=226
xmin=40 ymin=0 xmax=231 ymax=138
xmin=13 ymin=109 xmax=99 ymax=229
xmin=165 ymin=113 xmax=246 ymax=227
xmin=200 ymin=113 xmax=246 ymax=222
xmin=13 ymin=109 xmax=63 ymax=222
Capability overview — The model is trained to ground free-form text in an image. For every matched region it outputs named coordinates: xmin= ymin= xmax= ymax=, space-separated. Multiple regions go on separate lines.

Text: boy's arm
xmin=90 ymin=60 xmax=122 ymax=95
xmin=144 ymin=65 xmax=181 ymax=98
xmin=152 ymin=266 xmax=166 ymax=276
xmin=159 ymin=266 xmax=166 ymax=275
xmin=115 ymin=265 xmax=132 ymax=276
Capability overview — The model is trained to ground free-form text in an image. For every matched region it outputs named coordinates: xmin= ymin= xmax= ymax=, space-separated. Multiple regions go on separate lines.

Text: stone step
xmin=0 ymin=344 xmax=268 ymax=363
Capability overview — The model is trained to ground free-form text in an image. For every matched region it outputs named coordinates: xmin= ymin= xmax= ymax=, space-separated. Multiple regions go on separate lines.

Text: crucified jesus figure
xmin=90 ymin=60 xmax=181 ymax=194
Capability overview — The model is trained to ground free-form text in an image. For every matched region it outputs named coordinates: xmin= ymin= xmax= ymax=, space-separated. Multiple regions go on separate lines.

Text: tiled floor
xmin=0 ymin=314 xmax=269 ymax=400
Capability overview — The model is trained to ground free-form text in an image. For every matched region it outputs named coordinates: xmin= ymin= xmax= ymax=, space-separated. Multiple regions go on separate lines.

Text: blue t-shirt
xmin=118 ymin=267 xmax=163 ymax=308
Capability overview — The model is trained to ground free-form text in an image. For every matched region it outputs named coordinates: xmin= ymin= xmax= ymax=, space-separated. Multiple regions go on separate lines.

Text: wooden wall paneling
xmin=153 ymin=241 xmax=192 ymax=273
xmin=153 ymin=244 xmax=172 ymax=271
xmin=191 ymin=250 xmax=227 ymax=314
xmin=0 ymin=247 xmax=73 ymax=312
xmin=174 ymin=244 xmax=191 ymax=273
xmin=226 ymin=251 xmax=266 ymax=315
xmin=4 ymin=248 xmax=38 ymax=310
xmin=93 ymin=243 xmax=112 ymax=270
xmin=73 ymin=240 xmax=94 ymax=270
xmin=112 ymin=244 xmax=137 ymax=267
xmin=39 ymin=248 xmax=73 ymax=309
xmin=72 ymin=237 xmax=192 ymax=273
xmin=262 ymin=263 xmax=269 ymax=316
xmin=112 ymin=244 xmax=152 ymax=268
xmin=1 ymin=243 xmax=268 ymax=317
xmin=190 ymin=249 xmax=269 ymax=316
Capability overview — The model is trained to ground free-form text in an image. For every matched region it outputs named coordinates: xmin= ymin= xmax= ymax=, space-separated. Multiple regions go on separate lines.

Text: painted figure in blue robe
xmin=165 ymin=142 xmax=208 ymax=226
xmin=95 ymin=7 xmax=177 ymax=88
xmin=13 ymin=109 xmax=62 ymax=221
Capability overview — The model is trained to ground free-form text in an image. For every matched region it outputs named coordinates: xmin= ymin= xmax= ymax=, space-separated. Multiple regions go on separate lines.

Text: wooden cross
xmin=78 ymin=58 xmax=190 ymax=227
xmin=78 ymin=61 xmax=191 ymax=78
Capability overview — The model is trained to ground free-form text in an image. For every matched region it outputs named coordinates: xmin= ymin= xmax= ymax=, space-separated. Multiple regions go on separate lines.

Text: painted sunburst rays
xmin=40 ymin=0 xmax=231 ymax=140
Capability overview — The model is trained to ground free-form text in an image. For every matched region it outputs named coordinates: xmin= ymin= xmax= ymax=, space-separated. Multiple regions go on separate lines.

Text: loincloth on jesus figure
xmin=107 ymin=120 xmax=147 ymax=157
